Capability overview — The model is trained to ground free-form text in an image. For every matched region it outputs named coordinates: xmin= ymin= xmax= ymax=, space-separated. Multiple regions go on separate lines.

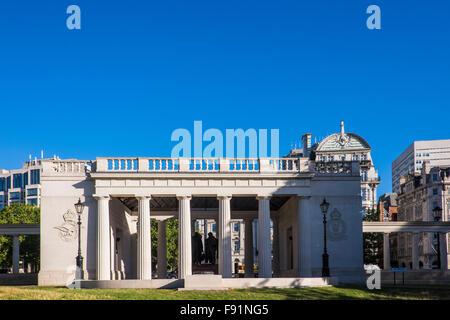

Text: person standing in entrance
xmin=205 ymin=232 xmax=218 ymax=265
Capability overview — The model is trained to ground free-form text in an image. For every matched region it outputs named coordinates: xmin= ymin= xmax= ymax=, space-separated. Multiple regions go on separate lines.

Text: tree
xmin=0 ymin=204 xmax=40 ymax=271
xmin=363 ymin=208 xmax=383 ymax=267
xmin=151 ymin=219 xmax=179 ymax=273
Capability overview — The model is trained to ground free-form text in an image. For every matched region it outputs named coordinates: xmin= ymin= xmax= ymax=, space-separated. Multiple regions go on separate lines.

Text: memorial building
xmin=38 ymin=124 xmax=369 ymax=288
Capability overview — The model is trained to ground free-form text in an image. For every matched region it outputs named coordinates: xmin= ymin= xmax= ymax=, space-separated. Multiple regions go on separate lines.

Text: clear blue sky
xmin=0 ymin=1 xmax=449 ymax=197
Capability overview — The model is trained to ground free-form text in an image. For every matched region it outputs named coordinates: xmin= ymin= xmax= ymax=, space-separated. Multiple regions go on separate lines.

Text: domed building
xmin=287 ymin=121 xmax=380 ymax=215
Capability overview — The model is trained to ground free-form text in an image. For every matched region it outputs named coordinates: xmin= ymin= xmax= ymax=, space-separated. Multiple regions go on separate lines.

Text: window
xmin=432 ymin=174 xmax=438 ymax=182
xmin=0 ymin=195 xmax=3 ymax=202
xmin=341 ymin=156 xmax=346 ymax=161
xmin=23 ymin=172 xmax=28 ymax=187
xmin=353 ymin=154 xmax=359 ymax=161
xmin=212 ymin=223 xmax=216 ymax=232
xmin=0 ymin=178 xmax=5 ymax=192
xmin=27 ymin=188 xmax=38 ymax=196
xmin=10 ymin=192 xmax=21 ymax=200
xmin=13 ymin=174 xmax=22 ymax=188
xmin=234 ymin=222 xmax=240 ymax=232
xmin=328 ymin=156 xmax=334 ymax=161
xmin=362 ymin=189 xmax=367 ymax=200
xmin=28 ymin=198 xmax=38 ymax=205
xmin=361 ymin=170 xmax=367 ymax=181
xmin=433 ymin=188 xmax=438 ymax=195
xmin=30 ymin=169 xmax=40 ymax=185
xmin=234 ymin=241 xmax=240 ymax=251
xmin=361 ymin=154 xmax=367 ymax=160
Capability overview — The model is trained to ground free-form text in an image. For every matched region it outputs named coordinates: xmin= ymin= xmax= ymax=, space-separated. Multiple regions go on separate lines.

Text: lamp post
xmin=432 ymin=206 xmax=442 ymax=269
xmin=320 ymin=198 xmax=330 ymax=277
xmin=74 ymin=198 xmax=85 ymax=280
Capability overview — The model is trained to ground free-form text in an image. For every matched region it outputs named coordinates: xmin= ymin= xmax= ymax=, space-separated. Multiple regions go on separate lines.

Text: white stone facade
xmin=396 ymin=161 xmax=450 ymax=269
xmin=392 ymin=139 xmax=450 ymax=193
xmin=38 ymin=157 xmax=365 ymax=286
xmin=288 ymin=121 xmax=380 ymax=214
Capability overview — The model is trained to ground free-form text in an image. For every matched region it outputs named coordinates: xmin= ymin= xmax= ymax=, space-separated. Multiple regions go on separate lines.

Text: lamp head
xmin=74 ymin=198 xmax=85 ymax=215
xmin=320 ymin=198 xmax=330 ymax=214
xmin=432 ymin=206 xmax=442 ymax=219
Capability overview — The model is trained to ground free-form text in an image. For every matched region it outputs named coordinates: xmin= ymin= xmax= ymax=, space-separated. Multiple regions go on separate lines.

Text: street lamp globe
xmin=432 ymin=206 xmax=442 ymax=221
xmin=320 ymin=198 xmax=330 ymax=214
xmin=74 ymin=198 xmax=85 ymax=215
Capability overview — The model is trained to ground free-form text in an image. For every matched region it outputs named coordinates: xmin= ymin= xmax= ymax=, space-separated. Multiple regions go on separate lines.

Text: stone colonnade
xmin=94 ymin=194 xmax=277 ymax=280
xmin=382 ymin=232 xmax=448 ymax=270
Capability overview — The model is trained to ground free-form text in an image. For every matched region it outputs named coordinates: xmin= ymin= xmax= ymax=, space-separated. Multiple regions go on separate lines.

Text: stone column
xmin=12 ymin=235 xmax=20 ymax=274
xmin=439 ymin=232 xmax=448 ymax=270
xmin=412 ymin=232 xmax=419 ymax=270
xmin=110 ymin=227 xmax=116 ymax=280
xmin=137 ymin=196 xmax=152 ymax=280
xmin=218 ymin=196 xmax=232 ymax=278
xmin=157 ymin=220 xmax=167 ymax=279
xmin=383 ymin=233 xmax=391 ymax=270
xmin=257 ymin=196 xmax=272 ymax=278
xmin=96 ymin=195 xmax=111 ymax=280
xmin=272 ymin=216 xmax=280 ymax=277
xmin=298 ymin=197 xmax=312 ymax=277
xmin=244 ymin=218 xmax=254 ymax=277
xmin=178 ymin=196 xmax=192 ymax=279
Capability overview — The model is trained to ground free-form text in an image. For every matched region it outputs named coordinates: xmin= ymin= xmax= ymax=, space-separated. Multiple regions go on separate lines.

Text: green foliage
xmin=363 ymin=208 xmax=380 ymax=222
xmin=166 ymin=219 xmax=179 ymax=270
xmin=151 ymin=219 xmax=179 ymax=272
xmin=0 ymin=204 xmax=40 ymax=224
xmin=363 ymin=208 xmax=383 ymax=267
xmin=0 ymin=204 xmax=40 ymax=269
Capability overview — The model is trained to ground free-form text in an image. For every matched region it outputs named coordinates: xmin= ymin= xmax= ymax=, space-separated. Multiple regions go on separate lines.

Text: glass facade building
xmin=0 ymin=159 xmax=42 ymax=209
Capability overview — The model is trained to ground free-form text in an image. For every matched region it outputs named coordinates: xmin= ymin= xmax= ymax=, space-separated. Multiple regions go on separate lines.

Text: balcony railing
xmin=95 ymin=157 xmax=306 ymax=173
xmin=41 ymin=158 xmax=361 ymax=176
xmin=314 ymin=161 xmax=360 ymax=176
xmin=41 ymin=160 xmax=92 ymax=175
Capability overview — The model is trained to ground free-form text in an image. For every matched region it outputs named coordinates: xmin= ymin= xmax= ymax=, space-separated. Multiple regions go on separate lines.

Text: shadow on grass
xmin=14 ymin=283 xmax=450 ymax=300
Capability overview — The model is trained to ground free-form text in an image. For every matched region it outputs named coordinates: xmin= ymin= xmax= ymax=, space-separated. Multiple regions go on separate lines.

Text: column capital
xmin=217 ymin=195 xmax=232 ymax=200
xmin=136 ymin=195 xmax=152 ymax=200
xmin=176 ymin=195 xmax=192 ymax=200
xmin=93 ymin=194 xmax=110 ymax=200
xmin=256 ymin=195 xmax=271 ymax=200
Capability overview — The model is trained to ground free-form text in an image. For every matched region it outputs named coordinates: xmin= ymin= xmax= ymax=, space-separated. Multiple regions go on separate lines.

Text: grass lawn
xmin=0 ymin=284 xmax=449 ymax=300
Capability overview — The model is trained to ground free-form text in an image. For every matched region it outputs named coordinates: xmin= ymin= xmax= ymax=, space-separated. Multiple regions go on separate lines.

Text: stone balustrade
xmin=41 ymin=157 xmax=361 ymax=176
xmin=313 ymin=161 xmax=360 ymax=176
xmin=95 ymin=157 xmax=307 ymax=174
xmin=41 ymin=160 xmax=92 ymax=175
